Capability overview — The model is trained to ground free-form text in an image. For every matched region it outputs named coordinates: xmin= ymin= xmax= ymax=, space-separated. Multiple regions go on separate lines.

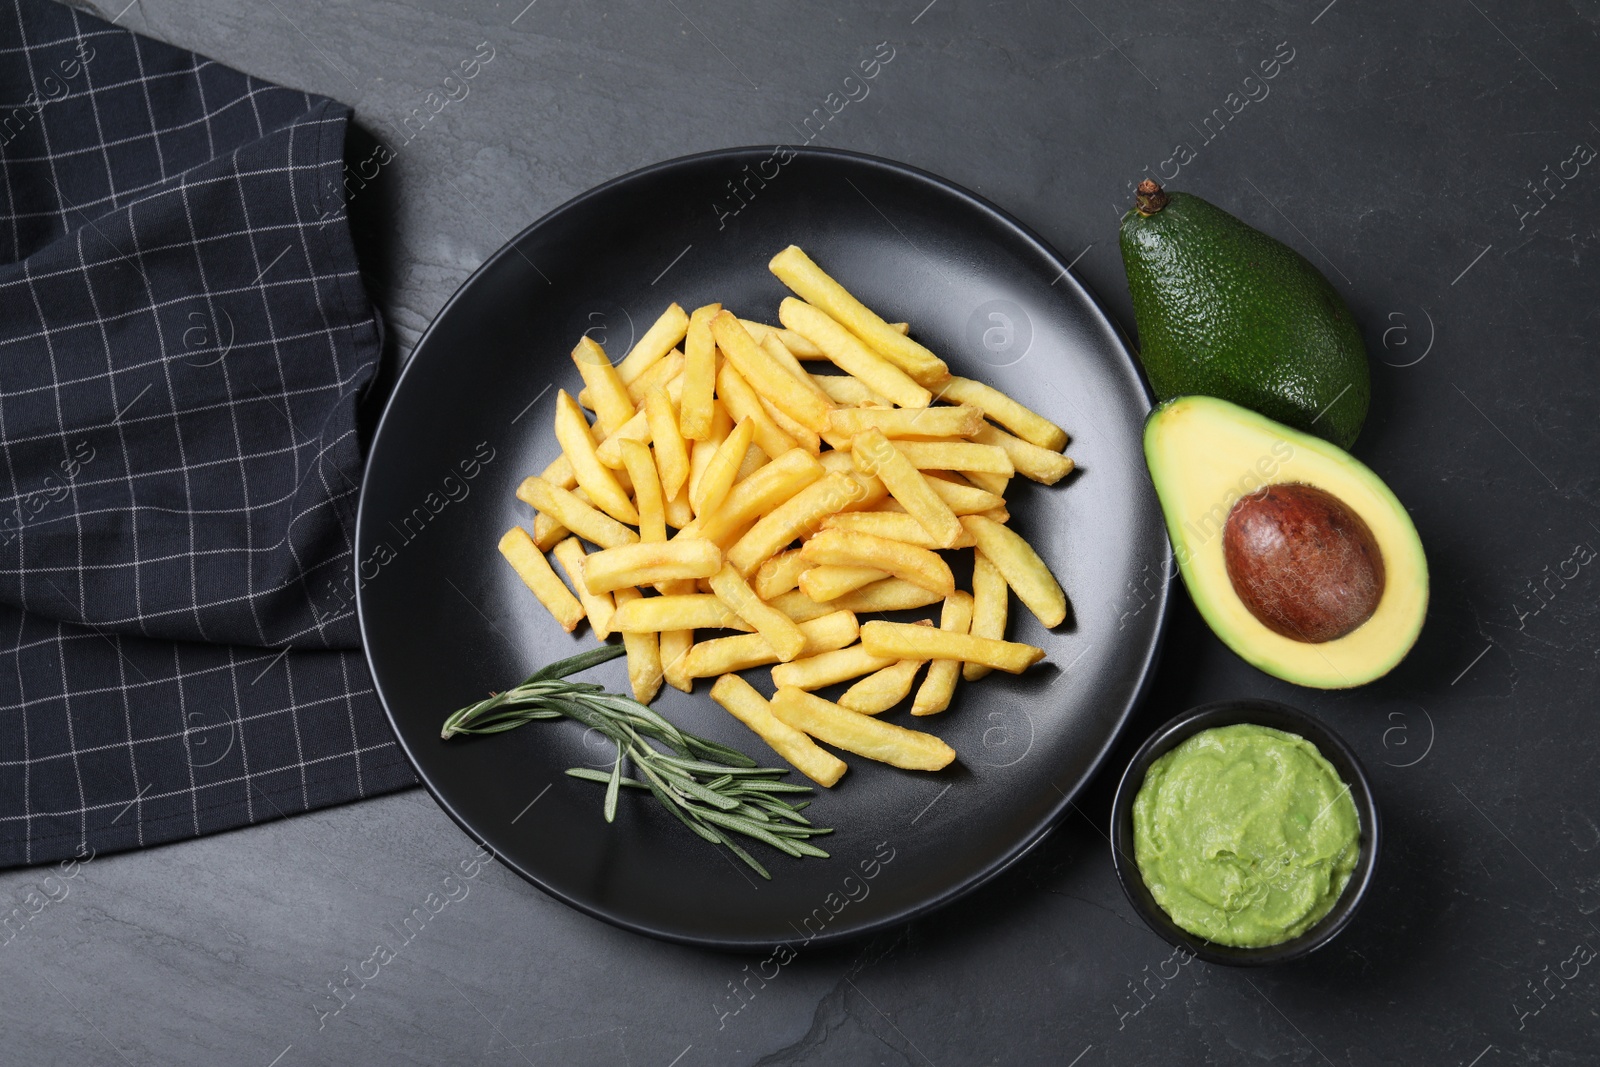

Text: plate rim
xmin=356 ymin=144 xmax=1171 ymax=950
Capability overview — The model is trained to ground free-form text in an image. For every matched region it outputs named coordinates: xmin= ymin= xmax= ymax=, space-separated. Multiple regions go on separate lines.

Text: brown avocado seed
xmin=1222 ymin=483 xmax=1386 ymax=644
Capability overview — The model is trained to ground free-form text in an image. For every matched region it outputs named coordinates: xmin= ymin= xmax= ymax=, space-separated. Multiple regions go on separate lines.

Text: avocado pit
xmin=1223 ymin=483 xmax=1385 ymax=643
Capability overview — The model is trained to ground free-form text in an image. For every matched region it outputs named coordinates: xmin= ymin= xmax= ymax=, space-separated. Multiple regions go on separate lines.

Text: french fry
xmin=754 ymin=548 xmax=810 ymax=600
xmin=710 ymin=674 xmax=846 ymax=787
xmin=532 ymin=510 xmax=568 ymax=552
xmin=611 ymin=587 xmax=663 ymax=704
xmin=623 ymin=349 xmax=685 ymax=406
xmin=769 ymin=247 xmax=949 ymax=386
xmin=738 ymin=318 xmax=824 ymax=359
xmin=660 ymin=627 xmax=695 ymax=693
xmin=594 ymin=371 xmax=683 ymax=469
xmin=664 ymin=480 xmax=694 ymax=529
xmin=695 ymin=448 xmax=825 ymax=546
xmin=768 ymin=588 xmax=835 ymax=623
xmin=582 ymin=539 xmax=722 ymax=595
xmin=822 ymin=510 xmax=976 ymax=549
xmin=912 ymin=591 xmax=973 ymax=716
xmin=614 ymin=302 xmax=689 ymax=384
xmin=687 ymin=400 xmax=733 ymax=503
xmin=962 ymin=515 xmax=1067 ymax=628
xmin=709 ymin=563 xmax=806 ymax=662
xmin=552 ymin=537 xmax=618 ymax=638
xmin=759 ymin=332 xmax=831 ymax=399
xmin=618 ymin=439 xmax=666 ymax=543
xmin=643 ymin=389 xmax=690 ymax=500
xmin=679 ymin=302 xmax=720 ymax=441
xmin=717 ymin=359 xmax=798 ymax=461
xmin=827 ymin=405 xmax=984 ymax=440
xmin=692 ymin=416 xmax=754 ymax=517
xmin=838 ymin=658 xmax=924 ymax=715
xmin=797 ymin=564 xmax=888 ymax=602
xmin=811 ymin=372 xmax=892 ymax=408
xmin=778 ymin=298 xmax=931 ymax=408
xmin=571 ymin=336 xmax=635 ymax=436
xmin=892 ymin=440 xmax=1013 ymax=477
xmin=771 ymin=643 xmax=897 ymax=691
xmin=965 ymin=551 xmax=1009 ymax=681
xmin=961 ymin=469 xmax=1011 ymax=497
xmin=711 ymin=310 xmax=834 ymax=433
xmin=831 ymin=578 xmax=944 ymax=613
xmin=860 ymin=620 xmax=1045 ymax=674
xmin=935 ymin=375 xmax=1068 ymax=451
xmin=554 ymin=390 xmax=639 ymax=524
xmin=800 ymin=528 xmax=955 ymax=597
xmin=771 ymin=687 xmax=956 ymax=772
xmin=726 ymin=471 xmax=882 ymax=576
xmin=971 ymin=422 xmax=1075 ymax=485
xmin=925 ymin=475 xmax=1007 ymax=515
xmin=735 ymin=442 xmax=767 ymax=481
xmin=612 ymin=594 xmax=750 ymax=633
xmin=516 ymin=476 xmax=638 ymax=549
xmin=850 ymin=429 xmax=963 ymax=548
xmin=683 ymin=610 xmax=858 ymax=677
xmin=498 ymin=527 xmax=584 ymax=632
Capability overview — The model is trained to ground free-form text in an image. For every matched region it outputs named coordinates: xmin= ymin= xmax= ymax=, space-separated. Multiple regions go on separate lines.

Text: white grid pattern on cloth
xmin=0 ymin=0 xmax=416 ymax=867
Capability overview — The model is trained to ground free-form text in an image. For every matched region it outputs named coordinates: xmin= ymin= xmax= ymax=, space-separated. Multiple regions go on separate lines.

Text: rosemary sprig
xmin=440 ymin=644 xmax=832 ymax=879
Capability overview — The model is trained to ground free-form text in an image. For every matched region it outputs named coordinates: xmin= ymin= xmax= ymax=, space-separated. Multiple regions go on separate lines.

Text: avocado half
xmin=1145 ymin=395 xmax=1427 ymax=689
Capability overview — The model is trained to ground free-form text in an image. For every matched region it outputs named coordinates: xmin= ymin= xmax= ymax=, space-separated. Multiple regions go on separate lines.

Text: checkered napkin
xmin=0 ymin=0 xmax=416 ymax=867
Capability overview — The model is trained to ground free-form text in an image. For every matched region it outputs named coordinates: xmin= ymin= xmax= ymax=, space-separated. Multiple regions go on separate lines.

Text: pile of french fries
xmin=498 ymin=246 xmax=1073 ymax=787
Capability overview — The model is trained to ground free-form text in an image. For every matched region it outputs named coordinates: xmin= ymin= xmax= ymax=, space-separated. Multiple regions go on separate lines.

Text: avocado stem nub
xmin=1135 ymin=180 xmax=1169 ymax=216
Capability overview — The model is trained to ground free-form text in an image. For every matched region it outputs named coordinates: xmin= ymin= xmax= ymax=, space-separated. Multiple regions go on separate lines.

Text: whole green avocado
xmin=1120 ymin=181 xmax=1370 ymax=449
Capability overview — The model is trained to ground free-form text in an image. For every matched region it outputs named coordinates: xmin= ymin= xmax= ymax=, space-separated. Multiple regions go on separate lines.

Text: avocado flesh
xmin=1121 ymin=191 xmax=1370 ymax=450
xmin=1145 ymin=395 xmax=1426 ymax=689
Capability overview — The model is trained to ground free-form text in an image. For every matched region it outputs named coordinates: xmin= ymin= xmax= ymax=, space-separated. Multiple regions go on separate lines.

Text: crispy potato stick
xmin=582 ymin=539 xmax=721 ymax=595
xmin=551 ymin=537 xmax=617 ymax=638
xmin=758 ymin=333 xmax=831 ymax=398
xmin=595 ymin=373 xmax=681 ymax=469
xmin=531 ymin=512 xmax=568 ymax=552
xmin=516 ymin=476 xmax=638 ymax=549
xmin=892 ymin=440 xmax=1013 ymax=477
xmin=735 ymin=443 xmax=768 ymax=482
xmin=642 ymin=389 xmax=690 ymax=500
xmin=964 ymin=551 xmax=1009 ymax=681
xmin=618 ymin=439 xmax=666 ymax=543
xmin=710 ymin=674 xmax=846 ymax=787
xmin=827 ymin=405 xmax=984 ymax=440
xmin=850 ymin=429 xmax=963 ymax=548
xmin=778 ymin=298 xmax=931 ymax=408
xmin=769 ymin=247 xmax=950 ymax=386
xmin=659 ymin=628 xmax=695 ymax=693
xmin=801 ymin=528 xmax=955 ymax=597
xmin=811 ymin=372 xmax=892 ymax=408
xmin=754 ymin=548 xmax=809 ymax=600
xmin=738 ymin=318 xmax=825 ymax=359
xmin=497 ymin=527 xmax=584 ymax=632
xmin=861 ymin=620 xmax=1045 ymax=674
xmin=759 ymin=394 xmax=822 ymax=454
xmin=822 ymin=510 xmax=976 ymax=549
xmin=797 ymin=564 xmax=888 ymax=602
xmin=624 ymin=349 xmax=685 ymax=407
xmin=768 ymin=588 xmax=835 ymax=622
xmin=679 ymin=302 xmax=720 ymax=441
xmin=831 ymin=578 xmax=944 ymax=613
xmin=540 ymin=453 xmax=579 ymax=490
xmin=615 ymin=302 xmax=689 ymax=384
xmin=961 ymin=469 xmax=1011 ymax=497
xmin=727 ymin=472 xmax=881 ymax=576
xmin=710 ymin=311 xmax=833 ymax=433
xmin=716 ymin=359 xmax=797 ymax=460
xmin=839 ymin=658 xmax=924 ymax=715
xmin=687 ymin=400 xmax=733 ymax=503
xmin=709 ymin=563 xmax=806 ymax=662
xmin=554 ymin=391 xmax=639 ymax=524
xmin=970 ymin=422 xmax=1075 ymax=485
xmin=571 ymin=336 xmax=635 ymax=436
xmin=924 ymin=475 xmax=1006 ymax=515
xmin=935 ymin=375 xmax=1068 ymax=451
xmin=664 ymin=480 xmax=694 ymax=529
xmin=692 ymin=416 xmax=754 ymax=517
xmin=610 ymin=587 xmax=664 ymax=704
xmin=683 ymin=610 xmax=858 ymax=677
xmin=962 ymin=515 xmax=1067 ymax=628
xmin=612 ymin=594 xmax=750 ymax=633
xmin=696 ymin=448 xmax=824 ymax=545
xmin=771 ymin=687 xmax=955 ymax=772
xmin=771 ymin=644 xmax=897 ymax=691
xmin=912 ymin=591 xmax=974 ymax=716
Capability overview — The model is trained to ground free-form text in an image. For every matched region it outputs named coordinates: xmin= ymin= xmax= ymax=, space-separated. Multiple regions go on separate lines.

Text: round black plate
xmin=357 ymin=147 xmax=1170 ymax=949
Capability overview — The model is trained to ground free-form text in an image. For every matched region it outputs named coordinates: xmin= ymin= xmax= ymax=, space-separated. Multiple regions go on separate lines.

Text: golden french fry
xmin=643 ymin=389 xmax=690 ymax=500
xmin=735 ymin=442 xmax=768 ymax=482
xmin=624 ymin=349 xmax=685 ymax=407
xmin=710 ymin=310 xmax=834 ymax=432
xmin=831 ymin=578 xmax=944 ymax=613
xmin=614 ymin=302 xmax=689 ymax=384
xmin=754 ymin=548 xmax=809 ymax=600
xmin=912 ymin=591 xmax=974 ymax=716
xmin=710 ymin=674 xmax=846 ymax=787
xmin=516 ymin=476 xmax=638 ymax=549
xmin=924 ymin=475 xmax=1006 ymax=515
xmin=695 ymin=448 xmax=825 ymax=546
xmin=554 ymin=391 xmax=639 ymax=524
xmin=827 ymin=405 xmax=984 ymax=440
xmin=810 ymin=371 xmax=892 ymax=408
xmin=961 ymin=469 xmax=1011 ymax=497
xmin=687 ymin=400 xmax=733 ymax=504
xmin=618 ymin=439 xmax=666 ymax=543
xmin=771 ymin=687 xmax=955 ymax=771
xmin=778 ymin=298 xmax=931 ymax=408
xmin=582 ymin=539 xmax=722 ymax=595
xmin=612 ymin=587 xmax=663 ymax=704
xmin=571 ymin=336 xmax=635 ymax=436
xmin=717 ymin=358 xmax=798 ymax=460
xmin=612 ymin=593 xmax=750 ymax=632
xmin=769 ymin=247 xmax=949 ymax=386
xmin=759 ymin=394 xmax=822 ymax=455
xmin=768 ymin=588 xmax=835 ymax=622
xmin=860 ymin=619 xmax=1045 ymax=674
xmin=965 ymin=551 xmax=1009 ymax=681
xmin=709 ymin=563 xmax=806 ymax=662
xmin=962 ymin=515 xmax=1066 ymax=628
xmin=679 ymin=303 xmax=720 ymax=441
xmin=838 ymin=658 xmax=924 ymax=715
xmin=892 ymin=440 xmax=1013 ymax=477
xmin=800 ymin=528 xmax=954 ymax=597
xmin=664 ymin=480 xmax=694 ymax=529
xmin=771 ymin=643 xmax=897 ymax=691
xmin=935 ymin=375 xmax=1068 ymax=451
xmin=738 ymin=318 xmax=824 ymax=359
xmin=821 ymin=510 xmax=975 ymax=549
xmin=683 ymin=610 xmax=858 ymax=677
xmin=660 ymin=627 xmax=695 ymax=693
xmin=758 ymin=332 xmax=831 ymax=399
xmin=727 ymin=471 xmax=885 ymax=576
xmin=498 ymin=527 xmax=584 ymax=632
xmin=850 ymin=429 xmax=963 ymax=548
xmin=531 ymin=511 xmax=568 ymax=552
xmin=971 ymin=422 xmax=1075 ymax=485
xmin=692 ymin=417 xmax=754 ymax=517
xmin=797 ymin=564 xmax=888 ymax=602
xmin=551 ymin=537 xmax=618 ymax=638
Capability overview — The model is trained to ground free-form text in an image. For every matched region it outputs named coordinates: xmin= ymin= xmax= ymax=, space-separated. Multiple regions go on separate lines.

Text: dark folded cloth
xmin=0 ymin=0 xmax=415 ymax=866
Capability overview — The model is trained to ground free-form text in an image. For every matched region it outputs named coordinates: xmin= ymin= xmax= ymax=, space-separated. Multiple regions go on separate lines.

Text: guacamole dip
xmin=1131 ymin=723 xmax=1360 ymax=948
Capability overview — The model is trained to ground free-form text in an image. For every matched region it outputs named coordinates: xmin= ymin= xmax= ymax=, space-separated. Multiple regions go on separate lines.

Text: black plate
xmin=357 ymin=147 xmax=1170 ymax=949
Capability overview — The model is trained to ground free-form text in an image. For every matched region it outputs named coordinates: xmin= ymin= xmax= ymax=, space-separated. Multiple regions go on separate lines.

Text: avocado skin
xmin=1121 ymin=192 xmax=1370 ymax=450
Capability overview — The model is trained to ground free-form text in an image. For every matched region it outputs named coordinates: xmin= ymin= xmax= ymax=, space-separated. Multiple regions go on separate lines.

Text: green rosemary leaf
xmin=527 ymin=643 xmax=627 ymax=683
xmin=565 ymin=768 xmax=647 ymax=789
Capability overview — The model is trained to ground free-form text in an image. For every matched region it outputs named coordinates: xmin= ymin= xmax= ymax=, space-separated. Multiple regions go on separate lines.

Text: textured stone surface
xmin=5 ymin=0 xmax=1596 ymax=1062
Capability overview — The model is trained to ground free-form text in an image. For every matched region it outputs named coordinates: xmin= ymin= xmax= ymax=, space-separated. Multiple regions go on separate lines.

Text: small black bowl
xmin=1110 ymin=699 xmax=1381 ymax=966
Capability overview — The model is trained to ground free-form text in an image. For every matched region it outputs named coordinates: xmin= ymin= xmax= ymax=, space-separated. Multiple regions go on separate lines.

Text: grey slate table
xmin=6 ymin=1 xmax=1598 ymax=1063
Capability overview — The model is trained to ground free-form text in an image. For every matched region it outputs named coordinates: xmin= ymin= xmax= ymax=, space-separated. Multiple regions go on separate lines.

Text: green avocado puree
xmin=1132 ymin=724 xmax=1360 ymax=948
